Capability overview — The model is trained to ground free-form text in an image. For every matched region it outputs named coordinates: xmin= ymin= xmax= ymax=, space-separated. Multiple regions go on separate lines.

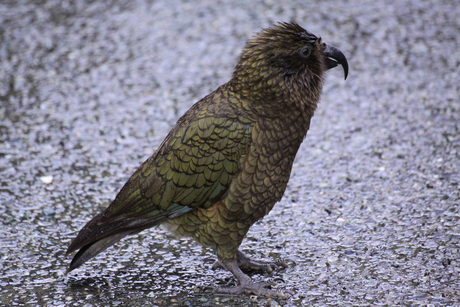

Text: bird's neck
xmin=228 ymin=71 xmax=323 ymax=118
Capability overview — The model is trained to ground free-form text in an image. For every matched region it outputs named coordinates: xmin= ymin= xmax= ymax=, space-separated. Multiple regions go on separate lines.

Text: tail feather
xmin=66 ymin=230 xmax=133 ymax=273
xmin=66 ymin=213 xmax=130 ymax=256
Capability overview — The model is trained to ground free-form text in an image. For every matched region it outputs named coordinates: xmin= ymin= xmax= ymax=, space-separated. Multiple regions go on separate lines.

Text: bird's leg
xmin=212 ymin=249 xmax=292 ymax=273
xmin=213 ymin=257 xmax=287 ymax=297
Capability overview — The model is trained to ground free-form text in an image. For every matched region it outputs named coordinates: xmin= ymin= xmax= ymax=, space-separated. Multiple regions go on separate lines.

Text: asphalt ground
xmin=1 ymin=0 xmax=459 ymax=306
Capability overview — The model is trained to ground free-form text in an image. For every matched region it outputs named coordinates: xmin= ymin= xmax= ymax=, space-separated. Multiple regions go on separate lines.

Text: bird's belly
xmin=164 ymin=201 xmax=251 ymax=255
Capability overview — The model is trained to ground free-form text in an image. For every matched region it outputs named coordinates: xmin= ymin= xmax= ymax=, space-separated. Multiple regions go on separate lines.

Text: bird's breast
xmin=223 ymin=113 xmax=309 ymax=222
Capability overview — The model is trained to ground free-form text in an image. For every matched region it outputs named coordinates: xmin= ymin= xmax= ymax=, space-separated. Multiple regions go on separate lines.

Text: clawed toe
xmin=235 ymin=250 xmax=294 ymax=273
xmin=277 ymin=257 xmax=296 ymax=268
xmin=212 ymin=253 xmax=291 ymax=273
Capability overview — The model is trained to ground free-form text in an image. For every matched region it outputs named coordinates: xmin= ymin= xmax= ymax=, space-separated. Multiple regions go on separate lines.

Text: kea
xmin=66 ymin=22 xmax=348 ymax=297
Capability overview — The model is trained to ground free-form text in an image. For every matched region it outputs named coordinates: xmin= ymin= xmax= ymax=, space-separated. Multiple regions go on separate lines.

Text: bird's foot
xmin=210 ymin=256 xmax=289 ymax=298
xmin=212 ymin=250 xmax=294 ymax=273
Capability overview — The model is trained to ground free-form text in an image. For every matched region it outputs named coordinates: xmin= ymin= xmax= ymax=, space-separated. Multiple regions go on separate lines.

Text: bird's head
xmin=231 ymin=22 xmax=348 ymax=110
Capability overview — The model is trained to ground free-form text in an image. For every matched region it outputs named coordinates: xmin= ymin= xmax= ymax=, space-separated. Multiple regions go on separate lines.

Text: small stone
xmin=40 ymin=175 xmax=53 ymax=184
xmin=42 ymin=208 xmax=55 ymax=216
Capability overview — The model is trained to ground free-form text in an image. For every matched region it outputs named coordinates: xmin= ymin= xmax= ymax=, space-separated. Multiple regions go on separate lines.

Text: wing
xmin=111 ymin=96 xmax=253 ymax=218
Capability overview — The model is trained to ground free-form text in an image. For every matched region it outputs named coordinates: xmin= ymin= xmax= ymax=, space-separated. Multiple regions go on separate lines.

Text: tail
xmin=66 ymin=230 xmax=134 ymax=273
xmin=65 ymin=212 xmax=165 ymax=274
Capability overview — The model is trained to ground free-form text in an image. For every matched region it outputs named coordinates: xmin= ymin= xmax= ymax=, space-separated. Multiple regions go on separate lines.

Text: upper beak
xmin=324 ymin=44 xmax=349 ymax=80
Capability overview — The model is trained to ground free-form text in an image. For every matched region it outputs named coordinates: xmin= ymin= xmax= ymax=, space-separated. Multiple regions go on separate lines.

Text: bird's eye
xmin=300 ymin=46 xmax=311 ymax=57
xmin=321 ymin=42 xmax=327 ymax=51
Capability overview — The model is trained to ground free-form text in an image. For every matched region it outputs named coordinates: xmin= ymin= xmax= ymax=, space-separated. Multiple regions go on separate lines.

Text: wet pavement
xmin=1 ymin=0 xmax=459 ymax=306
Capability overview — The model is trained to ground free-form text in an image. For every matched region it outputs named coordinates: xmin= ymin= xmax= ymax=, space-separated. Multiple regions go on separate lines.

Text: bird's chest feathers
xmin=226 ymin=113 xmax=309 ymax=220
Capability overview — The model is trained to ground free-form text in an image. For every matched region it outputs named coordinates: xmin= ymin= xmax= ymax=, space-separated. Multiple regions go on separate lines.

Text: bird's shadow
xmin=67 ymin=276 xmax=109 ymax=292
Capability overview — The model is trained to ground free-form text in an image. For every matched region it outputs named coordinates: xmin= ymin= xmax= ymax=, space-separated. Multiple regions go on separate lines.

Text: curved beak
xmin=324 ymin=44 xmax=349 ymax=80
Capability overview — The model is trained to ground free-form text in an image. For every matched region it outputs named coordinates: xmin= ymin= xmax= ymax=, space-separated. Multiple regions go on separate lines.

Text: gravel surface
xmin=1 ymin=0 xmax=459 ymax=306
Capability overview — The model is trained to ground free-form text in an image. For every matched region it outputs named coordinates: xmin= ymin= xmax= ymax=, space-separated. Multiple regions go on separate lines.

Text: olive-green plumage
xmin=66 ymin=22 xmax=348 ymax=296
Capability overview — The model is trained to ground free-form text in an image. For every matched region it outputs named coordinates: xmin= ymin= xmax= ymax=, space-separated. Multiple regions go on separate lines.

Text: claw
xmin=212 ymin=260 xmax=222 ymax=270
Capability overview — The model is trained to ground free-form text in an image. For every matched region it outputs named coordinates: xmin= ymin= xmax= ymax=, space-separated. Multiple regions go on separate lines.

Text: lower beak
xmin=324 ymin=44 xmax=349 ymax=80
